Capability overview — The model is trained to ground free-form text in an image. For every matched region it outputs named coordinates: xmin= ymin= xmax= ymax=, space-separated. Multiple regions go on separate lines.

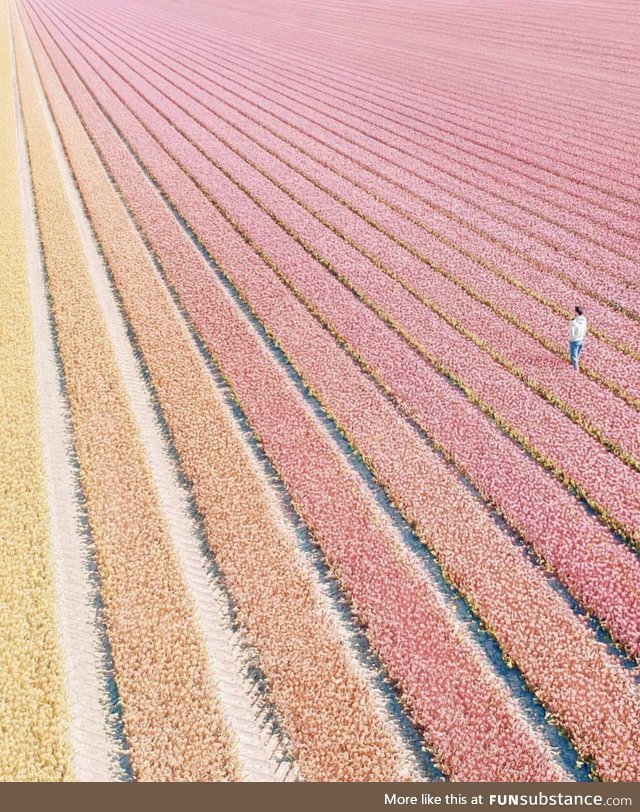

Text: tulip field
xmin=3 ymin=0 xmax=640 ymax=783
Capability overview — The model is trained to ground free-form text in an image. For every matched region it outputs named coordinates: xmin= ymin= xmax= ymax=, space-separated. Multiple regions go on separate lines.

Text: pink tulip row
xmin=56 ymin=15 xmax=640 ymax=369
xmin=282 ymin=56 xmax=639 ymax=185
xmin=212 ymin=45 xmax=639 ymax=241
xmin=210 ymin=44 xmax=640 ymax=256
xmin=46 ymin=6 xmax=634 ymax=532
xmin=92 ymin=15 xmax=640 ymax=318
xmin=164 ymin=23 xmax=640 ymax=229
xmin=50 ymin=22 xmax=640 ymax=550
xmin=77 ymin=31 xmax=640 ymax=423
xmin=172 ymin=26 xmax=638 ymax=241
xmin=191 ymin=0 xmax=639 ymax=163
xmin=109 ymin=0 xmax=640 ymax=186
xmin=20 ymin=5 xmax=577 ymax=781
xmin=41 ymin=36 xmax=638 ymax=672
xmin=328 ymin=13 xmax=635 ymax=154
xmin=24 ymin=0 xmax=640 ymax=781
xmin=55 ymin=0 xmax=640 ymax=336
xmin=349 ymin=0 xmax=640 ymax=70
xmin=145 ymin=1 xmax=640 ymax=177
xmin=293 ymin=47 xmax=637 ymax=167
xmin=199 ymin=58 xmax=640 ymax=275
xmin=120 ymin=38 xmax=640 ymax=359
xmin=409 ymin=6 xmax=640 ymax=69
xmin=179 ymin=25 xmax=640 ymax=222
xmin=75 ymin=2 xmax=640 ymax=223
xmin=237 ymin=52 xmax=639 ymax=191
xmin=112 ymin=0 xmax=640 ymax=222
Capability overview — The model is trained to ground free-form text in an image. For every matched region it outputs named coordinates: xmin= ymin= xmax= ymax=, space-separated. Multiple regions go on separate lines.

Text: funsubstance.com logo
xmin=489 ymin=795 xmax=631 ymax=807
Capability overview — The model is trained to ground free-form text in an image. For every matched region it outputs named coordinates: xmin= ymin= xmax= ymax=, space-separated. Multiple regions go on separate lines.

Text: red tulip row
xmin=23 ymin=0 xmax=640 ymax=781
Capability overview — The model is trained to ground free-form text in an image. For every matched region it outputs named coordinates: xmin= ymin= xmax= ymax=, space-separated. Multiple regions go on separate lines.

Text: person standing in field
xmin=569 ymin=306 xmax=588 ymax=372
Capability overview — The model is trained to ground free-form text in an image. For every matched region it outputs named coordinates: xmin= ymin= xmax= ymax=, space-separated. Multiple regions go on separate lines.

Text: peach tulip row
xmin=13 ymin=20 xmax=249 ymax=782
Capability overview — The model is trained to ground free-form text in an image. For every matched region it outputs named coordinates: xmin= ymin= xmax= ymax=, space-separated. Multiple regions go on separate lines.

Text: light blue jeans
xmin=569 ymin=340 xmax=584 ymax=371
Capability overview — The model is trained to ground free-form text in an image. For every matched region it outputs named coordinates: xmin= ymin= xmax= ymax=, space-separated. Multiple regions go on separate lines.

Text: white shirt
xmin=570 ymin=315 xmax=587 ymax=342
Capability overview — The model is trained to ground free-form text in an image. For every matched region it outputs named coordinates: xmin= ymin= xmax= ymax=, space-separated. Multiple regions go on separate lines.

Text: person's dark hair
xmin=575 ymin=306 xmax=584 ymax=316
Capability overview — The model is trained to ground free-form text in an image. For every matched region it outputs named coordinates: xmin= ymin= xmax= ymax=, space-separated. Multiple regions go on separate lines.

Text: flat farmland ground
xmin=2 ymin=0 xmax=640 ymax=782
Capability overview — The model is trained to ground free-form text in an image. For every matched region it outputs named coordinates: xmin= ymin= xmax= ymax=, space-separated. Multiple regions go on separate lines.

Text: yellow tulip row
xmin=0 ymin=0 xmax=71 ymax=780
